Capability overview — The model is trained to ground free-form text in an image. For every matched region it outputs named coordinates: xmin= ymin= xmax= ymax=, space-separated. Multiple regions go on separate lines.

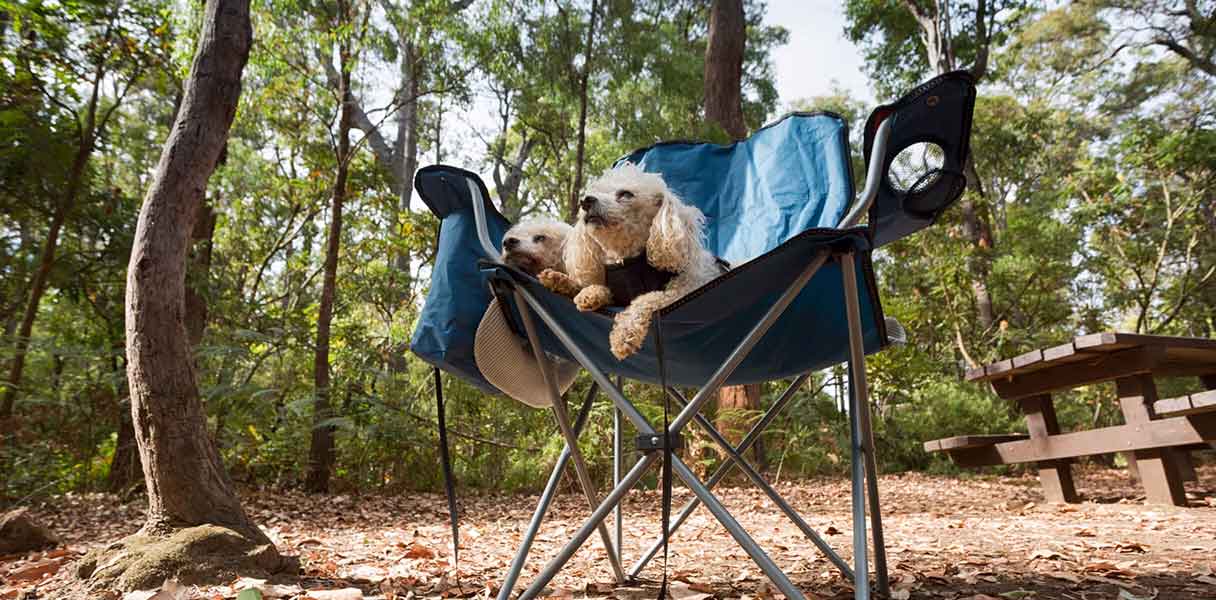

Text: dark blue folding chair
xmin=412 ymin=72 xmax=976 ymax=600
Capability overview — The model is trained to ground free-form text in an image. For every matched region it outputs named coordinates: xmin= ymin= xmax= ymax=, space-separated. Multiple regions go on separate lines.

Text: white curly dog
xmin=539 ymin=163 xmax=722 ymax=360
xmin=500 ymin=217 xmax=573 ymax=277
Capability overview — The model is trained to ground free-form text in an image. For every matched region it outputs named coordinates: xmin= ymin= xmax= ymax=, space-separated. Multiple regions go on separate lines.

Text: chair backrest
xmin=619 ymin=112 xmax=854 ymax=265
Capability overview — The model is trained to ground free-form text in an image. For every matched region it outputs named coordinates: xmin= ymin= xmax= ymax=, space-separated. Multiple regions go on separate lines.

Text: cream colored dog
xmin=539 ymin=163 xmax=722 ymax=359
xmin=500 ymin=218 xmax=572 ymax=277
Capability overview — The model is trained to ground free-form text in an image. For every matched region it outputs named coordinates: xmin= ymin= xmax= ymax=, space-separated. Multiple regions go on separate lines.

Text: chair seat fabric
xmin=485 ymin=226 xmax=886 ymax=387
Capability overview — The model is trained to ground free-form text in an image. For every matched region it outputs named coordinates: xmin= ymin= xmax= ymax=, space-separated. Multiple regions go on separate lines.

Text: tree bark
xmin=391 ymin=40 xmax=419 ymax=275
xmin=568 ymin=0 xmax=599 ymax=222
xmin=715 ymin=383 xmax=764 ymax=466
xmin=124 ymin=0 xmax=267 ymax=542
xmin=703 ymin=0 xmax=747 ymax=139
xmin=305 ymin=13 xmax=354 ymax=493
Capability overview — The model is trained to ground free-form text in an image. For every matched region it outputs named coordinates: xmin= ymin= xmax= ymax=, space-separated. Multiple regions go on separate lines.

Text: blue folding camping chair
xmin=411 ymin=71 xmax=976 ymax=600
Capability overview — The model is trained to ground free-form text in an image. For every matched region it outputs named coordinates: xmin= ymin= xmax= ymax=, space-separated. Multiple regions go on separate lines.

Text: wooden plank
xmin=1115 ymin=373 xmax=1187 ymax=506
xmin=1194 ymin=389 xmax=1216 ymax=410
xmin=945 ymin=413 xmax=1216 ymax=467
xmin=1075 ymin=332 xmax=1216 ymax=352
xmin=926 ymin=433 xmax=1030 ymax=452
xmin=1155 ymin=394 xmax=1195 ymax=416
xmin=1042 ymin=341 xmax=1078 ymax=362
xmin=1013 ymin=349 xmax=1045 ymax=369
xmin=969 ymin=334 xmax=1216 ymax=384
xmin=1073 ymin=332 xmax=1121 ymax=350
xmin=1020 ymin=394 xmax=1078 ymax=503
xmin=985 ymin=358 xmax=1015 ymax=377
xmin=990 ymin=346 xmax=1165 ymax=400
xmin=1157 ymin=389 xmax=1216 ymax=417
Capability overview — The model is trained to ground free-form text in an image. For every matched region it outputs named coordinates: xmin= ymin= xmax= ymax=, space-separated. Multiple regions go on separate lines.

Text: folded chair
xmin=411 ymin=71 xmax=976 ymax=600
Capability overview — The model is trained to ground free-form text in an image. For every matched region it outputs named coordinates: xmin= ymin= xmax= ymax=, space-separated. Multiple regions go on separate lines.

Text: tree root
xmin=76 ymin=524 xmax=294 ymax=592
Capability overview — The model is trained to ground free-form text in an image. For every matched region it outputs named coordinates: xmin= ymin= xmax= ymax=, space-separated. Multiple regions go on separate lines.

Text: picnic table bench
xmin=925 ymin=332 xmax=1216 ymax=506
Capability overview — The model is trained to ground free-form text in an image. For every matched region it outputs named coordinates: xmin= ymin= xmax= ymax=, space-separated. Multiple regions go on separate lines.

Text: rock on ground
xmin=0 ymin=507 xmax=60 ymax=554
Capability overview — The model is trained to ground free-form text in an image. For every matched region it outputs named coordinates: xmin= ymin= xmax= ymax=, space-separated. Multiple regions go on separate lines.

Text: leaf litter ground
xmin=4 ymin=465 xmax=1214 ymax=600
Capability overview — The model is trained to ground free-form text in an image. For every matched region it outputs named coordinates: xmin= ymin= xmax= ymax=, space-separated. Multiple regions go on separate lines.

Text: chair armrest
xmin=861 ymin=71 xmax=977 ymax=247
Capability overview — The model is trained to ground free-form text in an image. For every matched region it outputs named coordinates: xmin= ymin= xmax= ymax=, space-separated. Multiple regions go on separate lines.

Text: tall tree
xmin=306 ymin=0 xmax=357 ymax=493
xmin=83 ymin=0 xmax=284 ymax=588
xmin=703 ymin=0 xmax=747 ymax=139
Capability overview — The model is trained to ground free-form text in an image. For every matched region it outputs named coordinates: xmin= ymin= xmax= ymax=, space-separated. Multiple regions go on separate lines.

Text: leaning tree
xmin=77 ymin=0 xmax=288 ymax=591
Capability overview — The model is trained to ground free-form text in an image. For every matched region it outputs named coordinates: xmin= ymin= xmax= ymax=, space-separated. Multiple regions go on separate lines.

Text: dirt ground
xmin=4 ymin=464 xmax=1214 ymax=599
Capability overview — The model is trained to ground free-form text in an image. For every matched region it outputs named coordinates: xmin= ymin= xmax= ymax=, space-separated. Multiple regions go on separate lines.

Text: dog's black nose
xmin=580 ymin=195 xmax=597 ymax=210
xmin=504 ymin=237 xmax=520 ymax=249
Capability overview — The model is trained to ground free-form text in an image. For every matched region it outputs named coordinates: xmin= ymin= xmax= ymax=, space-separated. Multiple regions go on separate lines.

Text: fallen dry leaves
xmin=1 ymin=464 xmax=1214 ymax=599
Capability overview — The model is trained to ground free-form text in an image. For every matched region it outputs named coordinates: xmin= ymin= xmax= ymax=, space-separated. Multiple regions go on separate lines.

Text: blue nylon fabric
xmin=486 ymin=227 xmax=885 ymax=387
xmin=410 ymin=114 xmax=884 ymax=392
xmin=410 ymin=168 xmax=509 ymax=393
xmin=619 ymin=113 xmax=854 ymax=264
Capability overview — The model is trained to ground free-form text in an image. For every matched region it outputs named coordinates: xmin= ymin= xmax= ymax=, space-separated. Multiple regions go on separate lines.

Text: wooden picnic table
xmin=925 ymin=332 xmax=1216 ymax=506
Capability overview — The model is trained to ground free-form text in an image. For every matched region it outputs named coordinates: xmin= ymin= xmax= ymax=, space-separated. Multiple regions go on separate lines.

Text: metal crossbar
xmin=663 ymin=386 xmax=854 ymax=579
xmin=629 ymin=374 xmax=814 ymax=577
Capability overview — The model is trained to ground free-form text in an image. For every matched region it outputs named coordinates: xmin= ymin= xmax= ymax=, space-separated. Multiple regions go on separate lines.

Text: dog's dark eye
xmin=617 ymin=190 xmax=634 ymax=200
xmin=533 ymin=235 xmax=547 ymax=243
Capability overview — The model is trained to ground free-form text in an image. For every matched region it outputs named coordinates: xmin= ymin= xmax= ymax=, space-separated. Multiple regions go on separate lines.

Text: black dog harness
xmin=603 ymin=251 xmax=730 ymax=305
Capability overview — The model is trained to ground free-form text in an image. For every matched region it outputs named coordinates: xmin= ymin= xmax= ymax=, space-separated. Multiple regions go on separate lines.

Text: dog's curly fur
xmin=500 ymin=218 xmax=573 ymax=282
xmin=539 ymin=163 xmax=721 ymax=359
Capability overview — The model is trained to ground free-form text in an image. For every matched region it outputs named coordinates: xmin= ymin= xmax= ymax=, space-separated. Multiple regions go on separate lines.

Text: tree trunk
xmin=109 ymin=378 xmax=141 ymax=494
xmin=392 ymin=40 xmax=419 ymax=275
xmin=495 ymin=135 xmax=537 ymax=221
xmin=703 ymin=0 xmax=747 ymax=140
xmin=715 ymin=383 xmax=764 ymax=466
xmin=305 ymin=22 xmax=353 ymax=494
xmin=122 ymin=0 xmax=267 ymax=543
xmin=568 ymin=0 xmax=599 ymax=222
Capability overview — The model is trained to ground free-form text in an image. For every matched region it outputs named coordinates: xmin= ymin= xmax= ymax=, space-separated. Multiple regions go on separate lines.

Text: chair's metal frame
xmin=470 ymin=120 xmax=895 ymax=600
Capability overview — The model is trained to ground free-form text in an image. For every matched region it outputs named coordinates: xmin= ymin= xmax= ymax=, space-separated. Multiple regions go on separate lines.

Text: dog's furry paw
xmin=609 ymin=319 xmax=646 ymax=360
xmin=539 ymin=269 xmax=581 ymax=297
xmin=573 ymin=285 xmax=612 ymax=312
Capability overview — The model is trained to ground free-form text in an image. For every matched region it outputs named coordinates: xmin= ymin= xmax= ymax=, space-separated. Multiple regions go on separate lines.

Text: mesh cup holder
xmin=902 ymin=168 xmax=966 ymax=218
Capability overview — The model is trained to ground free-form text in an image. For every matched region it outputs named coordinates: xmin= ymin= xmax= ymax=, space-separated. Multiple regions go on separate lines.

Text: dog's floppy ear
xmin=565 ymin=220 xmax=606 ymax=286
xmin=647 ymin=187 xmax=705 ymax=273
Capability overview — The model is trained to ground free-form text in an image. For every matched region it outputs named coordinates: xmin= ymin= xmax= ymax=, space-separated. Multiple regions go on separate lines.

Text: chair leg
xmin=841 ymin=252 xmax=889 ymax=599
xmin=498 ymin=384 xmax=600 ymax=600
xmin=614 ymin=397 xmax=624 ymax=567
xmin=515 ymin=291 xmax=626 ymax=583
